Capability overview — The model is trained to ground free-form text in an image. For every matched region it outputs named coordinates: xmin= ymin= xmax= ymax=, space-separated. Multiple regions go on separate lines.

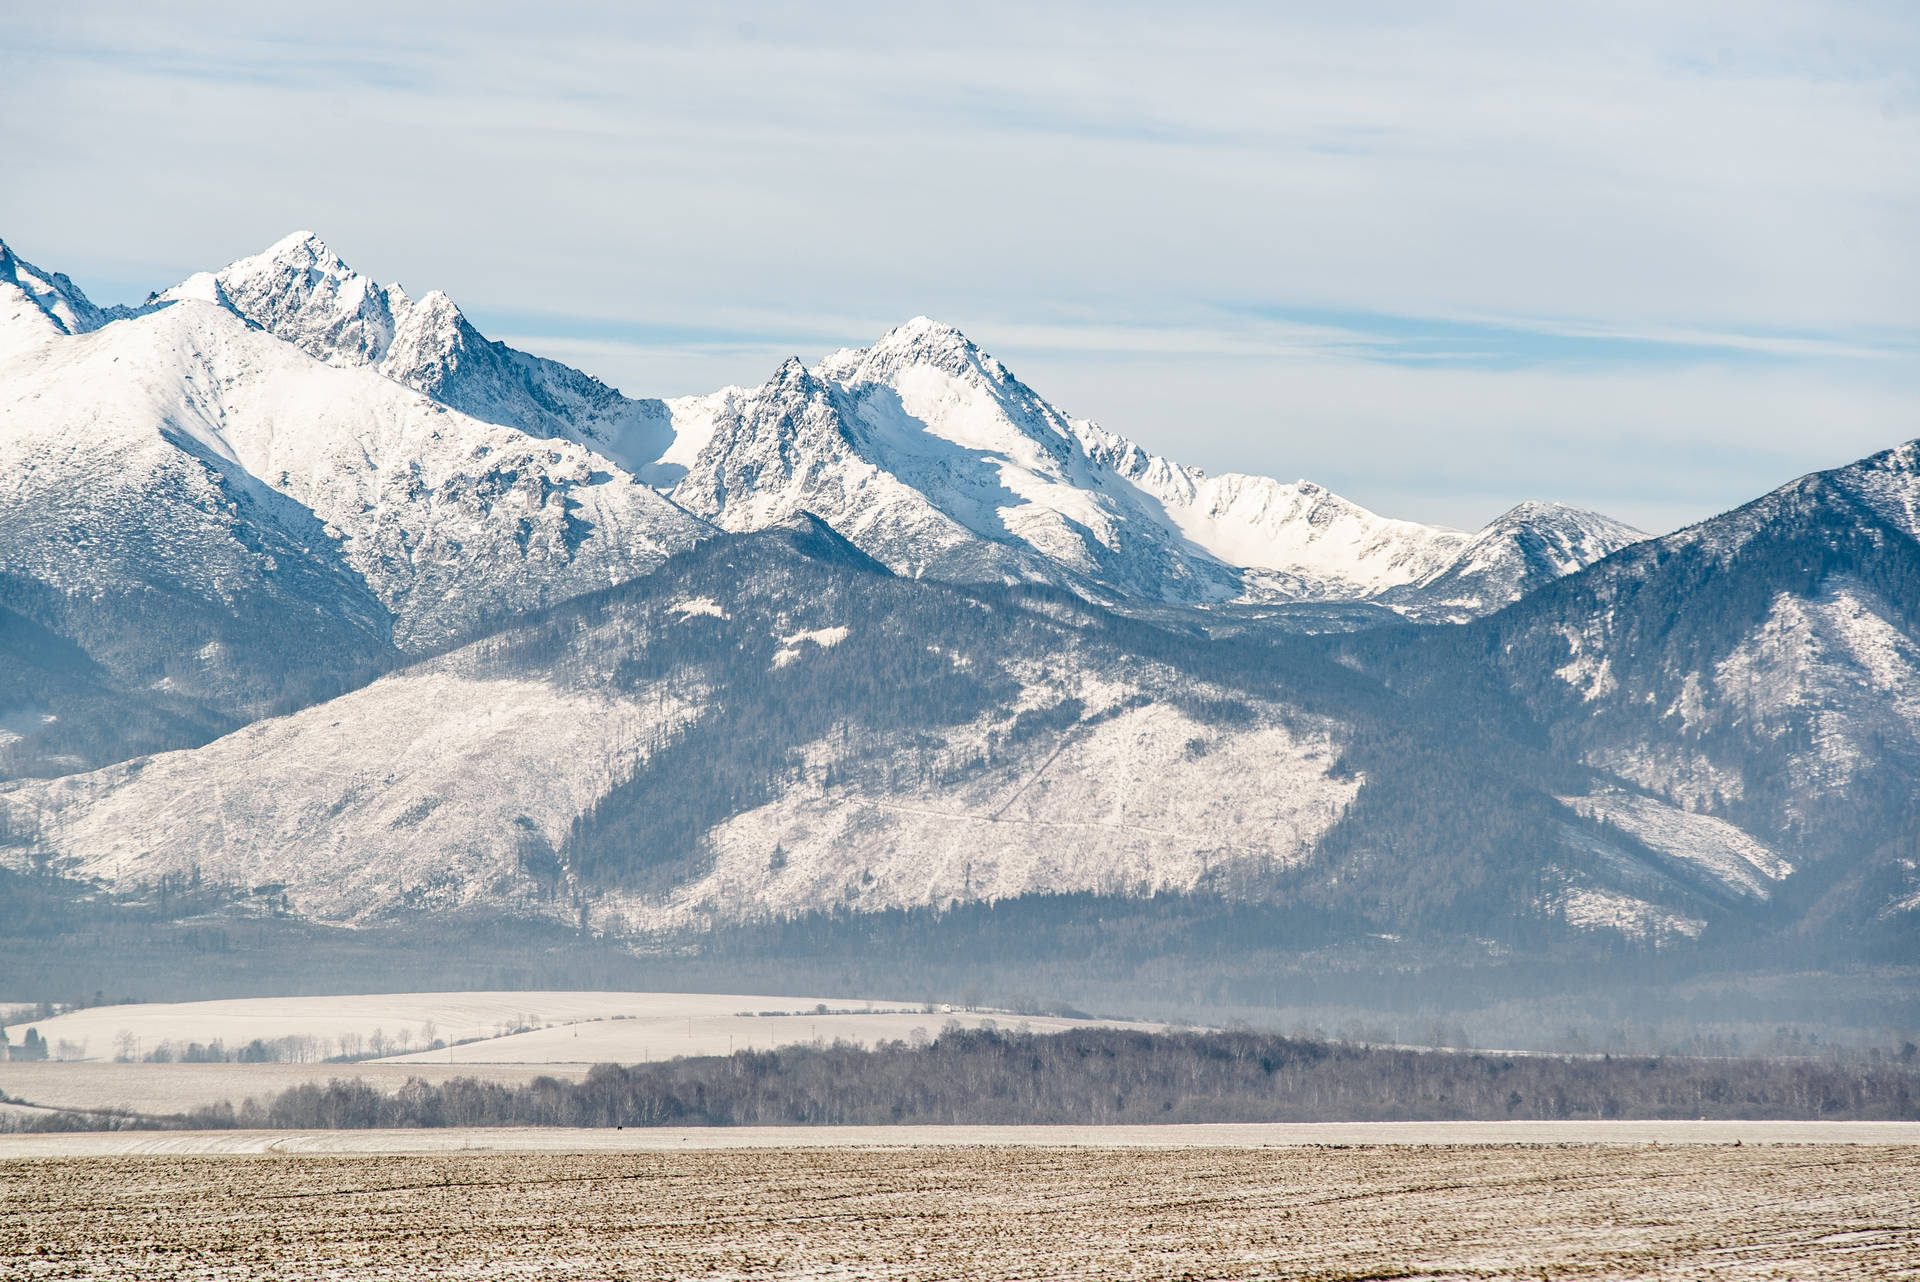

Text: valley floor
xmin=4 ymin=1138 xmax=1914 ymax=1279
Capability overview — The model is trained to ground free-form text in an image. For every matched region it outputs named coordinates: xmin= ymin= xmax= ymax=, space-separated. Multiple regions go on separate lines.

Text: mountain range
xmin=1 ymin=231 xmax=1914 ymax=988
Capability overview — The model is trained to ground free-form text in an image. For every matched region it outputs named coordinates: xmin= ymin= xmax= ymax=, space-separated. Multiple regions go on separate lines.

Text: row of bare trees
xmin=184 ymin=1025 xmax=1920 ymax=1130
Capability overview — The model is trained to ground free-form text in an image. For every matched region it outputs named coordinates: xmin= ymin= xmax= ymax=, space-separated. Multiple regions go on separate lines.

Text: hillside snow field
xmin=0 ymin=992 xmax=1166 ymax=1068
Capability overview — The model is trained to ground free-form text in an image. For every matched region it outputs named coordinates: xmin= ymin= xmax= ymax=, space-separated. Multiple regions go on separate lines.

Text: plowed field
xmin=5 ymin=1143 xmax=1915 ymax=1279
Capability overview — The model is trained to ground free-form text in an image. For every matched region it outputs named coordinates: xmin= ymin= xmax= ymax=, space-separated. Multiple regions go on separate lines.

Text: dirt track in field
xmin=5 ymin=1144 xmax=1916 ymax=1279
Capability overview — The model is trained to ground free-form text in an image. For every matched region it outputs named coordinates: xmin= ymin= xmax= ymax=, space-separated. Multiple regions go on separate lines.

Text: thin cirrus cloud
xmin=2 ymin=1 xmax=1914 ymax=532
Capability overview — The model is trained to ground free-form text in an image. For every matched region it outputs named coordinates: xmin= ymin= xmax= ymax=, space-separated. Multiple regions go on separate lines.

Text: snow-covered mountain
xmin=1 ymin=291 xmax=706 ymax=652
xmin=1 ymin=503 xmax=1843 ymax=948
xmin=0 ymin=244 xmax=713 ymax=777
xmin=0 ymin=239 xmax=108 ymax=355
xmin=193 ymin=231 xmax=684 ymax=476
xmin=671 ymin=315 xmax=1643 ymax=610
xmin=1378 ymin=501 xmax=1648 ymax=622
xmin=34 ymin=229 xmax=1893 ymax=957
xmin=0 ymin=520 xmax=1360 ymax=929
xmin=1340 ymin=440 xmax=1920 ymax=939
xmin=153 ymin=236 xmax=1640 ymax=614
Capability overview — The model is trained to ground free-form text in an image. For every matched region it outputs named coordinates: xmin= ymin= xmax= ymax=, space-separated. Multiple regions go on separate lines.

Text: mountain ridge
xmin=12 ymin=230 xmax=1908 ymax=973
xmin=139 ymin=234 xmax=1642 ymax=615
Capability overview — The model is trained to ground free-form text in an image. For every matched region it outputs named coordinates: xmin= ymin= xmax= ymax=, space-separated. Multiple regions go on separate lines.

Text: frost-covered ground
xmin=5 ymin=1141 xmax=1915 ymax=1279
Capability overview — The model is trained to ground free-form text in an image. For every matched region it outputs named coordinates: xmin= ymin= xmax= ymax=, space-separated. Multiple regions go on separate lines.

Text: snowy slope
xmin=667 ymin=354 xmax=1073 ymax=590
xmin=1512 ymin=445 xmax=1920 ymax=807
xmin=0 ymin=647 xmax=1354 ymax=932
xmin=1382 ymin=501 xmax=1646 ymax=621
xmin=0 ymin=239 xmax=107 ymax=356
xmin=0 ymin=522 xmax=1359 ymax=930
xmin=205 ymin=232 xmax=679 ymax=475
xmin=1411 ymin=439 xmax=1920 ymax=930
xmin=0 ymin=297 xmax=707 ymax=653
xmin=1559 ymin=789 xmax=1793 ymax=900
xmin=6 ymin=665 xmax=695 ymax=923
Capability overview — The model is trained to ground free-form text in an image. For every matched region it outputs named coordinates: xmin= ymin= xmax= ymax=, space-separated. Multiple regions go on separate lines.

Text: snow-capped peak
xmin=816 ymin=316 xmax=1016 ymax=392
xmin=1460 ymin=501 xmax=1645 ymax=577
xmin=38 ymin=224 xmax=1639 ymax=621
xmin=189 ymin=232 xmax=688 ymax=476
xmin=1374 ymin=500 xmax=1646 ymax=620
xmin=229 ymin=230 xmax=363 ymax=291
xmin=213 ymin=230 xmax=410 ymax=368
xmin=870 ymin=314 xmax=981 ymax=359
xmin=0 ymin=237 xmax=107 ymax=352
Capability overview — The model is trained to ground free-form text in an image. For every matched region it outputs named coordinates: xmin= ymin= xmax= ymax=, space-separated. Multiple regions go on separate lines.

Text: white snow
xmin=152 ymin=236 xmax=1639 ymax=612
xmin=0 ymin=239 xmax=107 ymax=356
xmin=663 ymin=314 xmax=1629 ymax=611
xmin=0 ymin=663 xmax=699 ymax=924
xmin=1 ymin=639 xmax=1359 ymax=933
xmin=1553 ymin=623 xmax=1618 ymax=701
xmin=1711 ymin=580 xmax=1920 ymax=787
xmin=4 ymin=991 xmax=1165 ymax=1066
xmin=629 ymin=686 xmax=1358 ymax=933
xmin=11 ymin=232 xmax=1636 ymax=619
xmin=1560 ymin=790 xmax=1792 ymax=899
xmin=0 ymin=298 xmax=706 ymax=650
xmin=1553 ymin=883 xmax=1706 ymax=941
xmin=383 ymin=1007 xmax=1168 ymax=1065
xmin=781 ymin=626 xmax=850 ymax=648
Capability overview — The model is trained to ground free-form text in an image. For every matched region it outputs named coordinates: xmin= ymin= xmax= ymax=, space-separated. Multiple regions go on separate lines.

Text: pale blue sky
xmin=4 ymin=2 xmax=1915 ymax=531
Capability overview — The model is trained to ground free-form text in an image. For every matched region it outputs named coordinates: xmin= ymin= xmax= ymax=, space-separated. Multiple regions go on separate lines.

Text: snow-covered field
xmin=5 ymin=1140 xmax=1914 ymax=1279
xmin=386 ymin=1008 xmax=1162 ymax=1065
xmin=0 ymin=991 xmax=1162 ymax=1070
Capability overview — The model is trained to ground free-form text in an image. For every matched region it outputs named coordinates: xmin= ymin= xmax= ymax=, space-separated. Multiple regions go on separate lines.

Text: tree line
xmin=9 ymin=1025 xmax=1915 ymax=1132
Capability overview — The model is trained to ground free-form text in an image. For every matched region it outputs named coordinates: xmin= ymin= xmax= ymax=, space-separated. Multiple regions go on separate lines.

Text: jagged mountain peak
xmin=872 ymin=314 xmax=979 ymax=355
xmin=875 ymin=314 xmax=979 ymax=354
xmin=1371 ymin=500 xmax=1643 ymax=621
xmin=668 ymin=312 xmax=1647 ymax=612
xmin=213 ymin=230 xmax=409 ymax=368
xmin=15 ymin=227 xmax=1641 ymax=628
xmin=0 ymin=237 xmax=107 ymax=349
xmin=188 ymin=233 xmax=684 ymax=475
xmin=1475 ymin=501 xmax=1645 ymax=559
xmin=817 ymin=314 xmax=1013 ymax=388
xmin=219 ymin=230 xmax=383 ymax=304
xmin=239 ymin=229 xmax=351 ymax=277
